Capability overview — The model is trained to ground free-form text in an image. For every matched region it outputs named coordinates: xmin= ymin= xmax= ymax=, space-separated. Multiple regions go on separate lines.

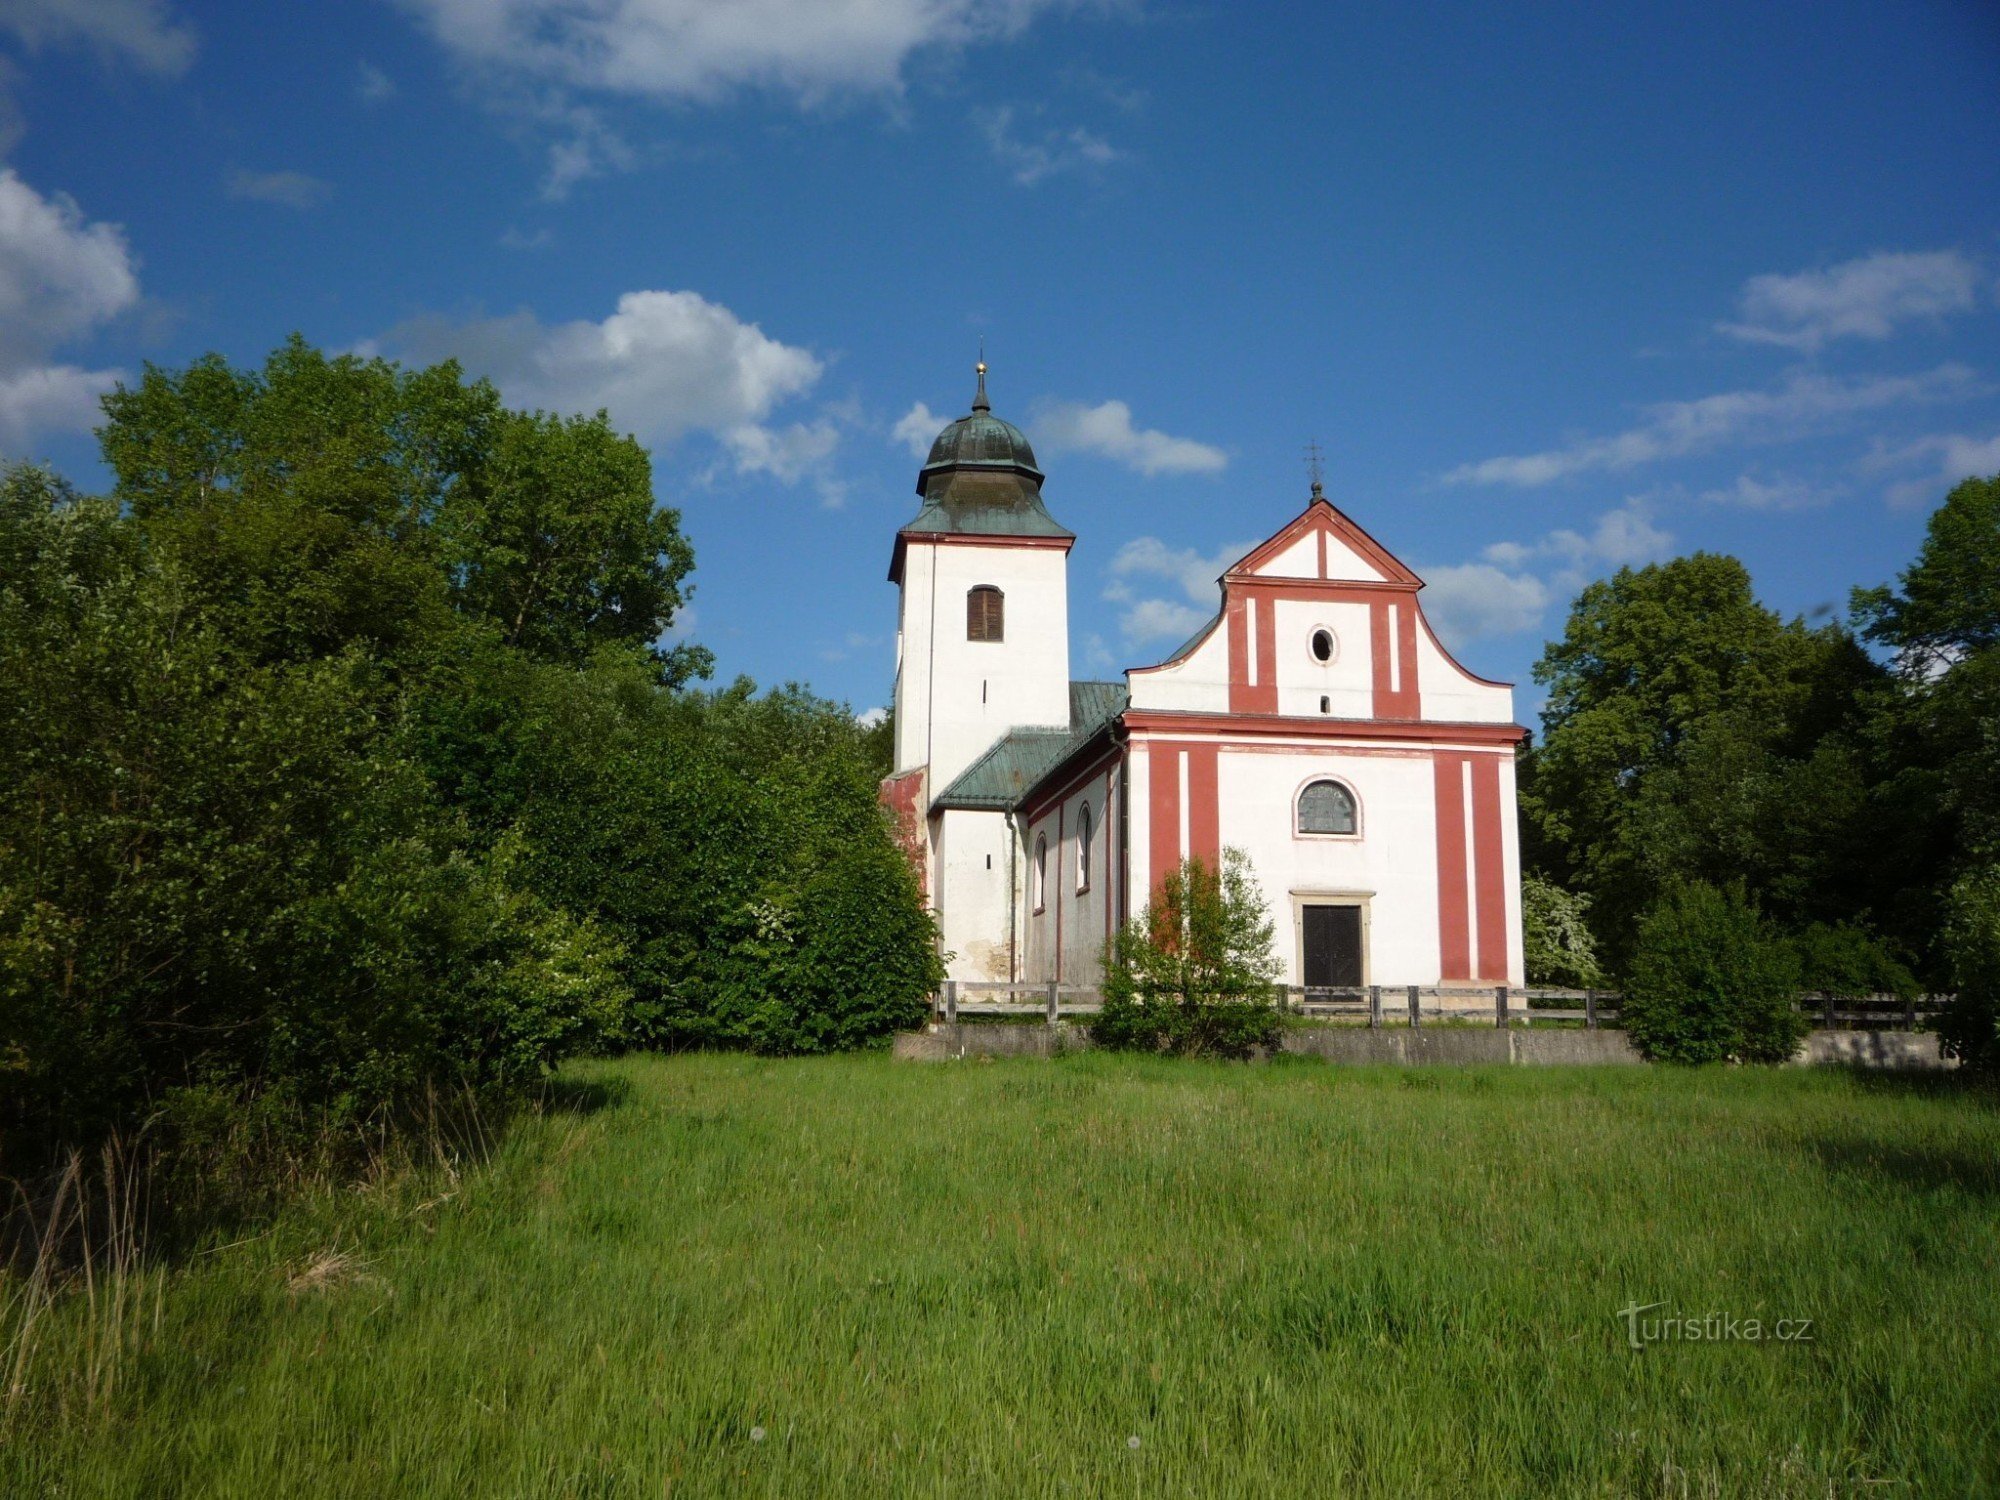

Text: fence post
xmin=1369 ymin=984 xmax=1382 ymax=1029
xmin=1046 ymin=979 xmax=1059 ymax=1026
xmin=1495 ymin=985 xmax=1509 ymax=1029
xmin=1821 ymin=988 xmax=1835 ymax=1031
xmin=1407 ymin=984 xmax=1421 ymax=1030
xmin=1905 ymin=992 xmax=1917 ymax=1032
xmin=944 ymin=979 xmax=957 ymax=1026
xmin=1584 ymin=988 xmax=1597 ymax=1030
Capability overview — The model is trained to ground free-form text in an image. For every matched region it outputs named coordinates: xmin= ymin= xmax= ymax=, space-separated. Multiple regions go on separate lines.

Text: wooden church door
xmin=1302 ymin=905 xmax=1363 ymax=990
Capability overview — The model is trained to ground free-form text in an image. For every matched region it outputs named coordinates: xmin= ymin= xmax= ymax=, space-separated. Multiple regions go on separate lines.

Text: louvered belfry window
xmin=967 ymin=585 xmax=1004 ymax=642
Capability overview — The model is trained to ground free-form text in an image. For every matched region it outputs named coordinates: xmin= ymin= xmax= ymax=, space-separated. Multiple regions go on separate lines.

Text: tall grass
xmin=4 ymin=1055 xmax=1996 ymax=1496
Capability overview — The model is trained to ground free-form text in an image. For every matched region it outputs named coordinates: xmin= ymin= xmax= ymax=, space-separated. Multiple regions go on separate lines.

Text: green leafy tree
xmin=1527 ymin=553 xmax=1886 ymax=968
xmin=1936 ymin=867 xmax=2000 ymax=1070
xmin=1094 ymin=850 xmax=1283 ymax=1058
xmin=1621 ymin=884 xmax=1806 ymax=1064
xmin=1521 ymin=874 xmax=1604 ymax=988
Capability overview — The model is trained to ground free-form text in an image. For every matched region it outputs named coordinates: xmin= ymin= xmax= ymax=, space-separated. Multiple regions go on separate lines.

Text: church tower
xmin=889 ymin=363 xmax=1073 ymax=793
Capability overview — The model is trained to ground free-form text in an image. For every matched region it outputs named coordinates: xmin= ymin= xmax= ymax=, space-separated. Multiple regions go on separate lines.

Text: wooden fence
xmin=931 ymin=980 xmax=1951 ymax=1033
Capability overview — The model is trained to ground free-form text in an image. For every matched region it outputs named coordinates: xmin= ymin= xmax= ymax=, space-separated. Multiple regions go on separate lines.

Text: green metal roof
xmin=933 ymin=681 xmax=1128 ymax=812
xmin=894 ymin=366 xmax=1072 ymax=550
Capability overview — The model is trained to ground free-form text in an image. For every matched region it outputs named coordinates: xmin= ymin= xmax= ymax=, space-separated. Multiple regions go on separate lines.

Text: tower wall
xmin=893 ymin=538 xmax=1072 ymax=792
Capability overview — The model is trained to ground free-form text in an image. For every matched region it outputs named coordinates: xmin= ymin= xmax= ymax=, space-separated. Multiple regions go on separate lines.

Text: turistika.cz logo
xmin=1616 ymin=1301 xmax=1816 ymax=1350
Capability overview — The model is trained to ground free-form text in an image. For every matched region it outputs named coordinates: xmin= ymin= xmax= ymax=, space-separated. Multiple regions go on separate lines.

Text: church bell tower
xmin=888 ymin=362 xmax=1074 ymax=794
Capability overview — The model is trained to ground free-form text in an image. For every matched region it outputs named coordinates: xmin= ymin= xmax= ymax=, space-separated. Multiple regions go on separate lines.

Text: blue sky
xmin=4 ymin=0 xmax=1999 ymax=726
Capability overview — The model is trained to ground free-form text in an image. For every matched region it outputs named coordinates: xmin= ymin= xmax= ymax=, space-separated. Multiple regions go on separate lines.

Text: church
xmin=880 ymin=366 xmax=1528 ymax=993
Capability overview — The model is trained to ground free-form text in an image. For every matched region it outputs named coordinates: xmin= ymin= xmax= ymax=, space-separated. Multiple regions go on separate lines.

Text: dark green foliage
xmin=1937 ymin=868 xmax=2000 ymax=1070
xmin=1525 ymin=553 xmax=1892 ymax=972
xmin=1094 ymin=851 xmax=1283 ymax=1058
xmin=1621 ymin=884 xmax=1807 ymax=1064
xmin=1790 ymin=922 xmax=1918 ymax=1001
xmin=1 ymin=339 xmax=937 ymax=1179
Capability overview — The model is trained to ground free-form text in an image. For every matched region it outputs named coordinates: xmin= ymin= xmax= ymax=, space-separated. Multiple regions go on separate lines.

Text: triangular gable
xmin=1225 ymin=497 xmax=1422 ymax=587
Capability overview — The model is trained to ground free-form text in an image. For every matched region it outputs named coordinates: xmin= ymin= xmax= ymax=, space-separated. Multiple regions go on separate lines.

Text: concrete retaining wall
xmin=893 ymin=1023 xmax=1952 ymax=1070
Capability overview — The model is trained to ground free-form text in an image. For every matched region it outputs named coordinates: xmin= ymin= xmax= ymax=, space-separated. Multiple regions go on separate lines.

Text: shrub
xmin=1937 ymin=867 xmax=2000 ymax=1070
xmin=1522 ymin=874 xmax=1605 ymax=988
xmin=1094 ymin=850 xmax=1282 ymax=1059
xmin=1790 ymin=921 xmax=1918 ymax=1001
xmin=1621 ymin=883 xmax=1806 ymax=1064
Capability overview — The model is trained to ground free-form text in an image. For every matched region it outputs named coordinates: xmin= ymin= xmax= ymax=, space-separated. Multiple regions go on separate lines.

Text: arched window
xmin=967 ymin=585 xmax=1004 ymax=642
xmin=1076 ymin=803 xmax=1093 ymax=891
xmin=1297 ymin=779 xmax=1357 ymax=836
xmin=1032 ymin=833 xmax=1048 ymax=911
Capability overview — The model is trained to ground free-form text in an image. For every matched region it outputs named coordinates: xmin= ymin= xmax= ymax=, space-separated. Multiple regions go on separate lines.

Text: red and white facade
xmin=885 ymin=464 xmax=1527 ymax=992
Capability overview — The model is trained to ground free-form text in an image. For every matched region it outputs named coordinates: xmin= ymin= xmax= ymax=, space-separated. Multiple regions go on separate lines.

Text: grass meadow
xmin=4 ymin=1053 xmax=1997 ymax=1497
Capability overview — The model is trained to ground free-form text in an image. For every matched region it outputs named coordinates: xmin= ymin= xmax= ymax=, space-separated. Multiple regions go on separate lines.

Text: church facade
xmin=880 ymin=368 xmax=1528 ymax=992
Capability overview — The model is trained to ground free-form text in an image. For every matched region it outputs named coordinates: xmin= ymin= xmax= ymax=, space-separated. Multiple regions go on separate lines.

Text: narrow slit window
xmin=1033 ymin=833 xmax=1048 ymax=911
xmin=1297 ymin=780 xmax=1357 ymax=835
xmin=1076 ymin=803 xmax=1093 ymax=891
xmin=967 ymin=585 xmax=1004 ymax=642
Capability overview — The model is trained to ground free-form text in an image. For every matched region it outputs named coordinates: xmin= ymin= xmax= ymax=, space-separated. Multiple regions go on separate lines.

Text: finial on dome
xmin=1305 ymin=438 xmax=1326 ymax=501
xmin=972 ymin=344 xmax=990 ymax=413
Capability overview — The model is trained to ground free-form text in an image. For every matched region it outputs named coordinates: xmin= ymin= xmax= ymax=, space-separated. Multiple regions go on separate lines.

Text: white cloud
xmin=891 ymin=399 xmax=943 ymax=458
xmin=976 ymin=104 xmax=1121 ymax=186
xmin=379 ymin=287 xmax=846 ymax=496
xmin=1426 ymin=499 xmax=1674 ymax=644
xmin=1103 ymin=534 xmax=1255 ymax=643
xmin=0 ymin=0 xmax=194 ymax=75
xmin=1033 ymin=398 xmax=1226 ymax=477
xmin=855 ymin=705 xmax=888 ymax=728
xmin=0 ymin=167 xmax=137 ymax=449
xmin=1874 ymin=431 xmax=2000 ymax=511
xmin=1418 ymin=565 xmax=1551 ymax=642
xmin=1697 ymin=473 xmax=1826 ymax=511
xmin=357 ymin=60 xmax=396 ymax=102
xmin=1446 ymin=364 xmax=1980 ymax=487
xmin=1118 ymin=596 xmax=1209 ymax=644
xmin=399 ymin=0 xmax=1074 ymax=104
xmin=1719 ymin=250 xmax=1983 ymax=352
xmin=226 ymin=169 xmax=332 ymax=210
xmin=384 ymin=288 xmax=820 ymax=441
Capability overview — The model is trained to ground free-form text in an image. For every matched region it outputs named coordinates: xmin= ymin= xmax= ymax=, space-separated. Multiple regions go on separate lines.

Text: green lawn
xmin=7 ymin=1054 xmax=1998 ymax=1497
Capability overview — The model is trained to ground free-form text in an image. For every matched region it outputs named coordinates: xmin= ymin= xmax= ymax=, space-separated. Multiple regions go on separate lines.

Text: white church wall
xmin=1270 ymin=599 xmax=1374 ymax=718
xmin=935 ymin=808 xmax=1018 ymax=982
xmin=894 ymin=539 xmax=1072 ymax=791
xmin=1214 ymin=746 xmax=1443 ymax=987
xmin=1411 ymin=608 xmax=1513 ymax=724
xmin=1126 ymin=616 xmax=1229 ymax=713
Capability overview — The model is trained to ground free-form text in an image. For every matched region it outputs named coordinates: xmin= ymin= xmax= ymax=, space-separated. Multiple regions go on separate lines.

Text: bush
xmin=1522 ymin=874 xmax=1605 ymax=988
xmin=1790 ymin=921 xmax=1918 ymax=1001
xmin=1937 ymin=868 xmax=2000 ymax=1070
xmin=1093 ymin=850 xmax=1283 ymax=1059
xmin=1621 ymin=883 xmax=1807 ymax=1064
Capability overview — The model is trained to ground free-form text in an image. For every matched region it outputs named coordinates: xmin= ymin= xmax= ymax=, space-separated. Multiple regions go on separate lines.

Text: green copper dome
xmin=914 ymin=363 xmax=1043 ymax=492
xmin=888 ymin=361 xmax=1072 ymax=582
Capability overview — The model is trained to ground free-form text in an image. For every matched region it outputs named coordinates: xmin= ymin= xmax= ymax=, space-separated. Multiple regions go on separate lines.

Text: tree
xmin=1093 ymin=851 xmax=1282 ymax=1058
xmin=1527 ymin=553 xmax=1886 ymax=968
xmin=1621 ymin=884 xmax=1806 ymax=1065
xmin=1521 ymin=874 xmax=1604 ymax=988
xmin=97 ymin=336 xmax=704 ymax=681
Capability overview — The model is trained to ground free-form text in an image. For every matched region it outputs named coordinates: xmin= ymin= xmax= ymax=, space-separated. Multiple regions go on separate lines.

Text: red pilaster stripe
xmin=1189 ymin=743 xmax=1220 ymax=869
xmin=1254 ymin=587 xmax=1278 ymax=711
xmin=1396 ymin=601 xmax=1421 ymax=718
xmin=1472 ymin=755 xmax=1507 ymax=981
xmin=1148 ymin=740 xmax=1182 ymax=897
xmin=1369 ymin=598 xmax=1393 ymax=716
xmin=1226 ymin=590 xmax=1251 ymax=712
xmin=1433 ymin=752 xmax=1471 ymax=981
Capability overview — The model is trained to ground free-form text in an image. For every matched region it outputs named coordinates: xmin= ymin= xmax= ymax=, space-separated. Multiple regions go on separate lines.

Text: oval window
xmin=1310 ymin=628 xmax=1336 ymax=663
